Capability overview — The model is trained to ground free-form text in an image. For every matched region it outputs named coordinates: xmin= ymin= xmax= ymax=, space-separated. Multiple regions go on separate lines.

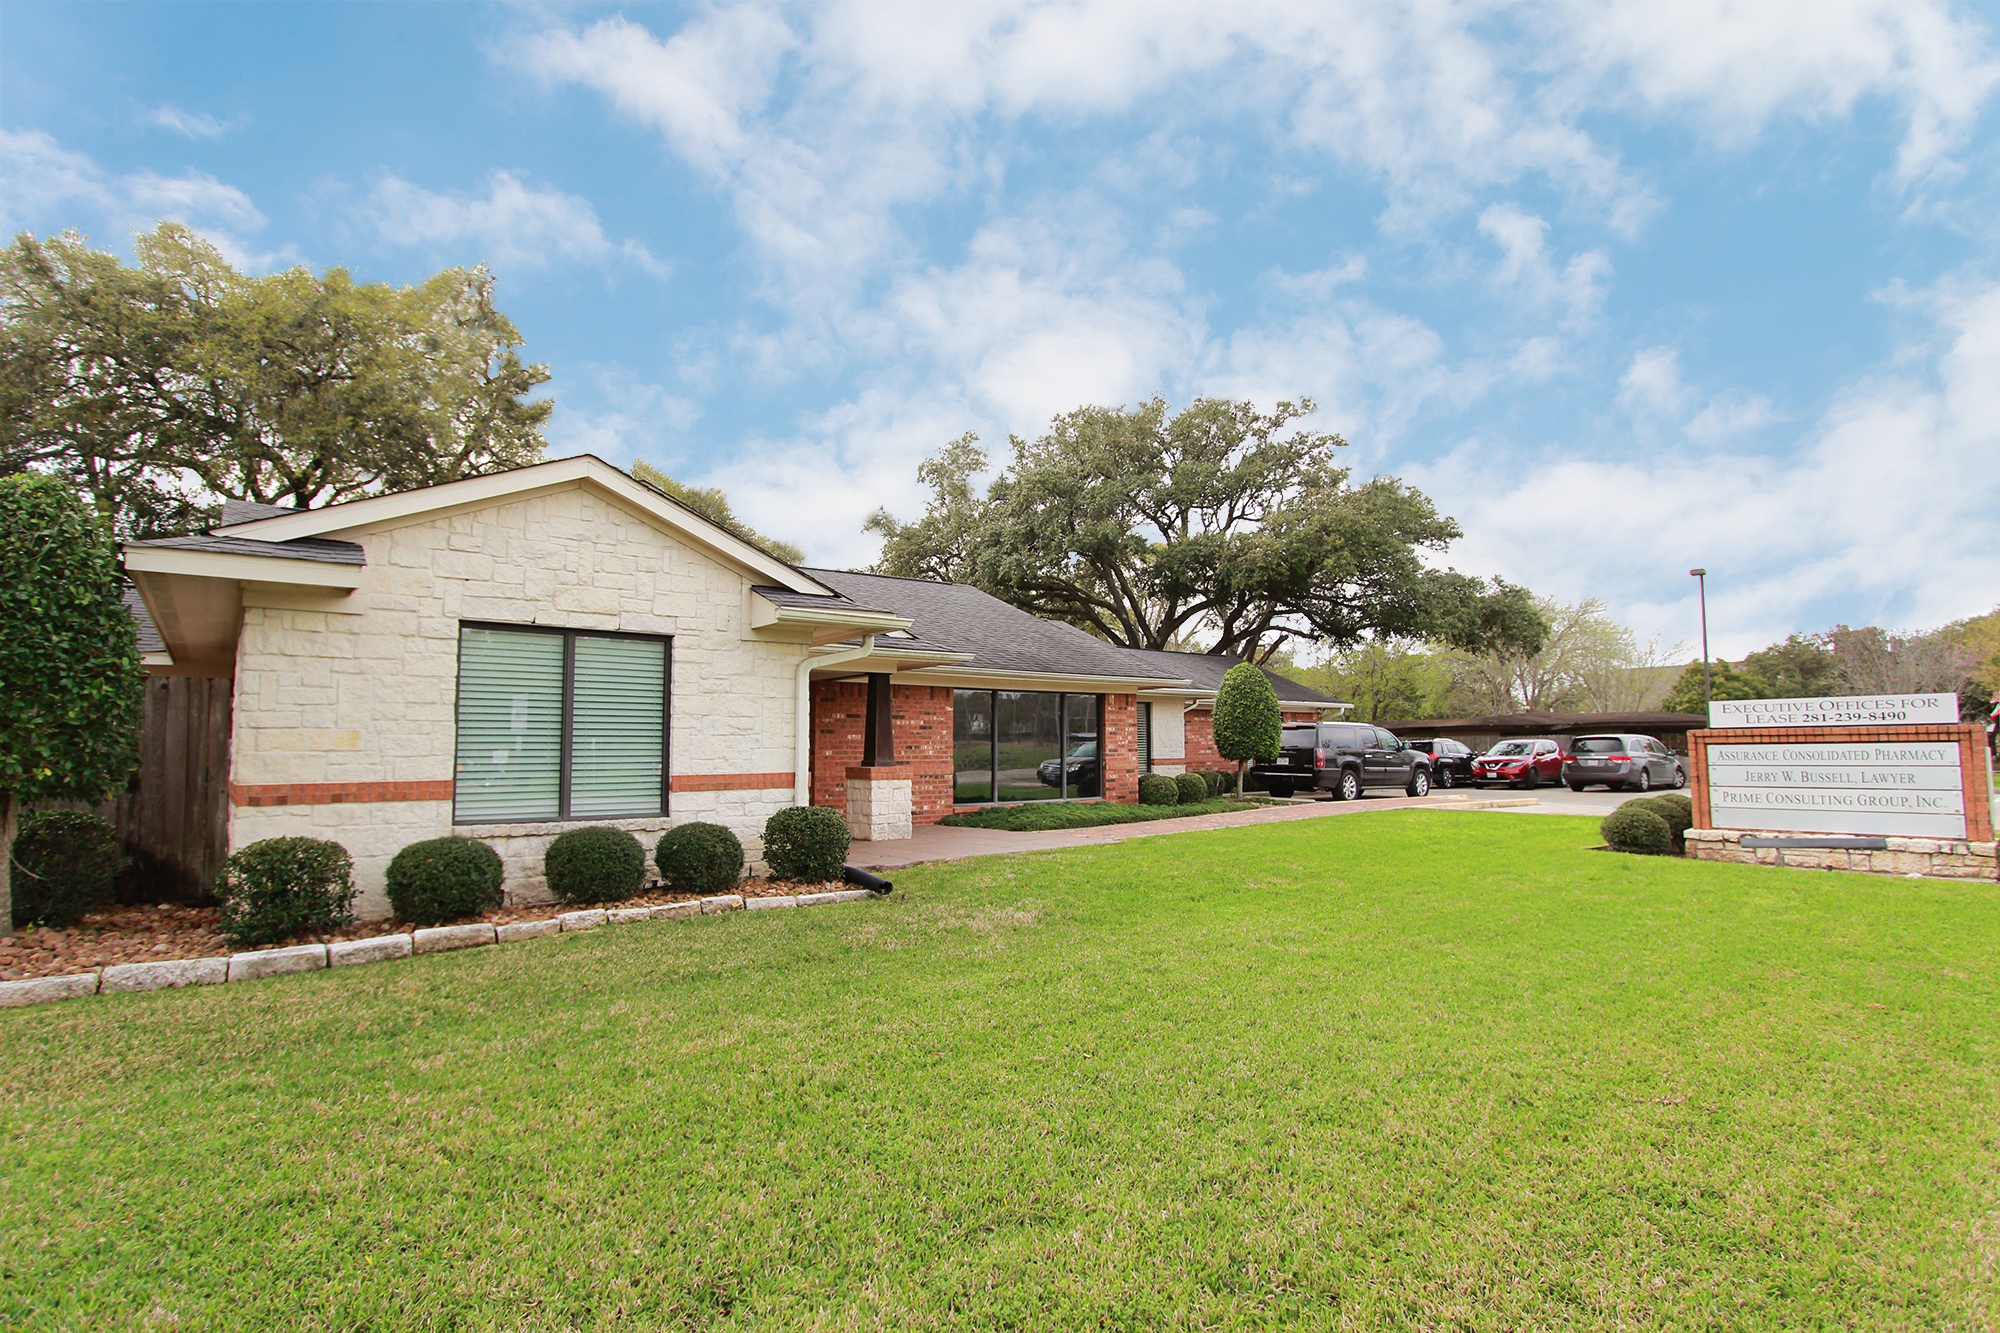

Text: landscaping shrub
xmin=1601 ymin=805 xmax=1672 ymax=855
xmin=10 ymin=809 xmax=121 ymax=929
xmin=1175 ymin=772 xmax=1210 ymax=805
xmin=654 ymin=822 xmax=745 ymax=896
xmin=1138 ymin=773 xmax=1179 ymax=806
xmin=385 ymin=836 xmax=504 ymax=926
xmin=941 ymin=797 xmax=1256 ymax=831
xmin=215 ymin=837 xmax=356 ymax=946
xmin=544 ymin=827 xmax=647 ymax=904
xmin=1199 ymin=770 xmax=1223 ymax=798
xmin=762 ymin=806 xmax=851 ymax=883
xmin=1630 ymin=794 xmax=1694 ymax=849
xmin=1210 ymin=768 xmax=1238 ymax=795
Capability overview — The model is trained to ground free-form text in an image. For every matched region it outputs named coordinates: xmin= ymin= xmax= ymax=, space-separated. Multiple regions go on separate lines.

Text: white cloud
xmin=145 ymin=104 xmax=227 ymax=138
xmin=1477 ymin=202 xmax=1612 ymax=325
xmin=1616 ymin=346 xmax=1691 ymax=417
xmin=367 ymin=171 xmax=667 ymax=276
xmin=1407 ymin=273 xmax=2000 ymax=654
xmin=0 ymin=128 xmax=285 ymax=268
xmin=1685 ymin=393 xmax=1785 ymax=445
xmin=546 ymin=367 xmax=703 ymax=465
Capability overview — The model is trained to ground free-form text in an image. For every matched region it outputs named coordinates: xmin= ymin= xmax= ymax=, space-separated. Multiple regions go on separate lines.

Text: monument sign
xmin=1691 ymin=692 xmax=1989 ymax=843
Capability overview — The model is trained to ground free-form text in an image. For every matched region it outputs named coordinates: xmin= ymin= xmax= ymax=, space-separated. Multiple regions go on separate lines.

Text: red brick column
xmin=1182 ymin=707 xmax=1318 ymax=773
xmin=811 ymin=679 xmax=956 ymax=825
xmin=1103 ymin=693 xmax=1138 ymax=803
xmin=1688 ymin=721 xmax=1993 ymax=841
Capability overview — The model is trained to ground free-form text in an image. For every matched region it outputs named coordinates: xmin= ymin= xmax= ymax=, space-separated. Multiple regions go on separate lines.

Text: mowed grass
xmin=5 ymin=812 xmax=1999 ymax=1330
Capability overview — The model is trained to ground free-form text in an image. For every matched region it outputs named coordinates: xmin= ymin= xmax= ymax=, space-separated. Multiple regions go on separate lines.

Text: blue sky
xmin=4 ymin=2 xmax=1998 ymax=658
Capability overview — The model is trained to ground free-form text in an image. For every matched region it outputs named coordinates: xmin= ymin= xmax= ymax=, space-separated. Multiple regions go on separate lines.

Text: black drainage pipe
xmin=843 ymin=865 xmax=893 ymax=895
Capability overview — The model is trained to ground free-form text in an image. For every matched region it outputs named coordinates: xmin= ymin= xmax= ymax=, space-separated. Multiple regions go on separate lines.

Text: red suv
xmin=1471 ymin=738 xmax=1565 ymax=788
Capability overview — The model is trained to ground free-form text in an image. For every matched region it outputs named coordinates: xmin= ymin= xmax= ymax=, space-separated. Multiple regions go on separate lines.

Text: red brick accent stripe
xmin=230 ymin=780 xmax=454 ymax=807
xmin=232 ymin=772 xmax=801 ymax=805
xmin=668 ymin=772 xmax=795 ymax=793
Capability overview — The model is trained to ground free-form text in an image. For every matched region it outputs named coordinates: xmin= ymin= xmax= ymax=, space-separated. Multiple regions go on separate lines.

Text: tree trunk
xmin=0 ymin=791 xmax=14 ymax=938
xmin=1237 ymin=757 xmax=1247 ymax=797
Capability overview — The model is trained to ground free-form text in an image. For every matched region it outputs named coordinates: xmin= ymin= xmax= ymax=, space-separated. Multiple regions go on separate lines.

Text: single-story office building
xmin=122 ymin=456 xmax=1343 ymax=916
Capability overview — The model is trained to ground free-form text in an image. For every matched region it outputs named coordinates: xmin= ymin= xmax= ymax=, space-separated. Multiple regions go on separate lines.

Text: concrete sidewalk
xmin=844 ymin=793 xmax=1542 ymax=871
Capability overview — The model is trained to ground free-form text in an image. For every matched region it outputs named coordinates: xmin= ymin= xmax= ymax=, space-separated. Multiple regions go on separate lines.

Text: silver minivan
xmin=1563 ymin=734 xmax=1686 ymax=792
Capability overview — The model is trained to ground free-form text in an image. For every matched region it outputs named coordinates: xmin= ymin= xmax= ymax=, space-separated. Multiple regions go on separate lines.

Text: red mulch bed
xmin=0 ymin=878 xmax=843 ymax=984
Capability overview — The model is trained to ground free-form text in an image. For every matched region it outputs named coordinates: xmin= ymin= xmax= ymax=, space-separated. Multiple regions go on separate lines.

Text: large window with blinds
xmin=453 ymin=624 xmax=670 ymax=824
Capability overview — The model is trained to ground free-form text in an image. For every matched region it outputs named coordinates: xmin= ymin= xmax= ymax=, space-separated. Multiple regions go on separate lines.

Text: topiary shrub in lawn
xmin=762 ymin=806 xmax=851 ymax=883
xmin=1630 ymin=795 xmax=1694 ymax=850
xmin=1199 ymin=770 xmax=1223 ymax=798
xmin=10 ymin=809 xmax=122 ymax=929
xmin=1602 ymin=805 xmax=1672 ymax=855
xmin=1210 ymin=768 xmax=1238 ymax=795
xmin=545 ymin=826 xmax=647 ymax=904
xmin=385 ymin=836 xmax=504 ymax=926
xmin=1212 ymin=662 xmax=1282 ymax=795
xmin=1175 ymin=772 xmax=1210 ymax=805
xmin=655 ymin=822 xmax=745 ymax=896
xmin=1138 ymin=773 xmax=1179 ymax=806
xmin=216 ymin=837 xmax=356 ymax=946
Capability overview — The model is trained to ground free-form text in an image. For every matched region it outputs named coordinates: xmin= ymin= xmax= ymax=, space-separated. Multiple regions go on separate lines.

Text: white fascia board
xmin=122 ymin=546 xmax=363 ymax=590
xmin=208 ymin=455 xmax=832 ymax=595
xmin=750 ymin=593 xmax=912 ymax=634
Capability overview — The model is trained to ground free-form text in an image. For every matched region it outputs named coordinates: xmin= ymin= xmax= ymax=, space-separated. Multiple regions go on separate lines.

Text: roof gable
xmin=207 ymin=455 xmax=831 ymax=595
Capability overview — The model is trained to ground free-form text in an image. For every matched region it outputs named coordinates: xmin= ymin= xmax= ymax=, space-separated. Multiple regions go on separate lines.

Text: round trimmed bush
xmin=1630 ymin=795 xmax=1694 ymax=848
xmin=10 ymin=809 xmax=121 ymax=929
xmin=762 ymin=806 xmax=851 ymax=883
xmin=1602 ymin=805 xmax=1672 ymax=855
xmin=386 ymin=836 xmax=504 ymax=925
xmin=655 ymin=822 xmax=745 ymax=896
xmin=1211 ymin=768 xmax=1238 ymax=796
xmin=544 ymin=826 xmax=647 ymax=904
xmin=1199 ymin=770 xmax=1223 ymax=799
xmin=1138 ymin=773 xmax=1179 ymax=806
xmin=1175 ymin=772 xmax=1210 ymax=805
xmin=216 ymin=837 xmax=356 ymax=946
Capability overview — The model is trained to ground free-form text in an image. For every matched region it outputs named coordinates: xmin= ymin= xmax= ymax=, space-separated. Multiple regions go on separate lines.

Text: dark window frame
xmin=951 ymin=688 xmax=1105 ymax=804
xmin=453 ymin=620 xmax=673 ymax=824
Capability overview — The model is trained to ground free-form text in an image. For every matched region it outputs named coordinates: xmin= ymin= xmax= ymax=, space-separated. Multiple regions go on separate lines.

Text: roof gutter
xmin=795 ymin=636 xmax=878 ymax=808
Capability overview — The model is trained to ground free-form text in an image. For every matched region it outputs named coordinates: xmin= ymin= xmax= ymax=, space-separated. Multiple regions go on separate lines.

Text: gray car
xmin=1563 ymin=734 xmax=1686 ymax=792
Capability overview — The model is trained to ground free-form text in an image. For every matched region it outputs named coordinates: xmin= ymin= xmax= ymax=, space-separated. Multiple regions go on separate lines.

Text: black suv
xmin=1399 ymin=737 xmax=1474 ymax=788
xmin=1252 ymin=721 xmax=1433 ymax=801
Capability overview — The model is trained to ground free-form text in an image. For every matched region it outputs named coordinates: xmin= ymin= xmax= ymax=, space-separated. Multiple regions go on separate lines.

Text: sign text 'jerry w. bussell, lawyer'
xmin=1707 ymin=692 xmax=1959 ymax=729
xmin=1705 ymin=742 xmax=1966 ymax=838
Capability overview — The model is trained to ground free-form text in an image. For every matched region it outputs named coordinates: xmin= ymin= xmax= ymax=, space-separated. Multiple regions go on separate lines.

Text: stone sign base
xmin=844 ymin=765 xmax=913 ymax=842
xmin=1686 ymin=827 xmax=1997 ymax=881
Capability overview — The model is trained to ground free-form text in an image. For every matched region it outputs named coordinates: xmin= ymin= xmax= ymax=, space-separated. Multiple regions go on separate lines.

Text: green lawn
xmin=5 ymin=812 xmax=1999 ymax=1330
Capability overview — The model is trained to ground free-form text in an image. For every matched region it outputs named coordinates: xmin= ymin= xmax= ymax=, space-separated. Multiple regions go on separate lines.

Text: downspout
xmin=795 ymin=635 xmax=878 ymax=807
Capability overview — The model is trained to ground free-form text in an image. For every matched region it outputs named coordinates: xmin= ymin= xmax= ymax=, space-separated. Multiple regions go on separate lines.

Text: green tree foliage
xmin=629 ymin=461 xmax=804 ymax=565
xmin=1213 ymin=661 xmax=1282 ymax=792
xmin=1740 ymin=633 xmax=1835 ymax=698
xmin=0 ymin=474 xmax=144 ymax=930
xmin=866 ymin=398 xmax=1537 ymax=662
xmin=0 ymin=225 xmax=550 ymax=537
xmin=1659 ymin=657 xmax=1769 ymax=714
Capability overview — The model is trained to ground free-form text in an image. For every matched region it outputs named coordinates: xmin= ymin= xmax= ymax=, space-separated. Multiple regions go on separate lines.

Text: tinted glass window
xmin=1374 ymin=728 xmax=1400 ymax=748
xmin=1571 ymin=736 xmax=1624 ymax=754
xmin=1282 ymin=724 xmax=1319 ymax=748
xmin=1334 ymin=724 xmax=1370 ymax=749
xmin=1488 ymin=740 xmax=1535 ymax=756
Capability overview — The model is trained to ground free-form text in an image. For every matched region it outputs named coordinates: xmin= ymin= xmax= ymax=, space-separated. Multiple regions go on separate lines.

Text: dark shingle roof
xmin=800 ymin=569 xmax=1186 ymax=682
xmin=1116 ymin=647 xmax=1346 ymax=707
xmin=750 ymin=585 xmax=899 ymax=616
xmin=127 ymin=532 xmax=366 ymax=565
xmin=218 ymin=499 xmax=300 ymax=526
xmin=123 ymin=586 xmax=165 ymax=656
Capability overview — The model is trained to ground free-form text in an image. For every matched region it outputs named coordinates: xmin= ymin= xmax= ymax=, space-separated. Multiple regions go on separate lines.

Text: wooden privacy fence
xmin=34 ymin=676 xmax=232 ymax=903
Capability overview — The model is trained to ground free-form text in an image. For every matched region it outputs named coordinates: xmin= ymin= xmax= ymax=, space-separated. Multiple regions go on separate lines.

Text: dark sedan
xmin=1400 ymin=737 xmax=1475 ymax=789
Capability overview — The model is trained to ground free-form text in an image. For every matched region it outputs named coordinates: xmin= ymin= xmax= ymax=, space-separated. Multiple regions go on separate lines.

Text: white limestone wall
xmin=230 ymin=485 xmax=810 ymax=918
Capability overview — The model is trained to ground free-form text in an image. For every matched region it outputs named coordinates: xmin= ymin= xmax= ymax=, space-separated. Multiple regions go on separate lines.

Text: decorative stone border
xmin=1686 ymin=827 xmax=1998 ymax=880
xmin=0 ymin=888 xmax=883 ymax=1011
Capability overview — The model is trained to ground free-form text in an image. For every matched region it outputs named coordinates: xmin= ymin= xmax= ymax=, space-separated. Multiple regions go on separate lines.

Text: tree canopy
xmin=867 ymin=397 xmax=1544 ymax=663
xmin=629 ymin=462 xmax=805 ymax=565
xmin=0 ymin=224 xmax=551 ymax=537
xmin=1212 ymin=661 xmax=1283 ymax=790
xmin=0 ymin=474 xmax=144 ymax=928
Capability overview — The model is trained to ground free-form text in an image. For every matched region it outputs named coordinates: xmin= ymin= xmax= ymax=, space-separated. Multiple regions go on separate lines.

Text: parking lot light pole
xmin=1689 ymin=568 xmax=1710 ymax=716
